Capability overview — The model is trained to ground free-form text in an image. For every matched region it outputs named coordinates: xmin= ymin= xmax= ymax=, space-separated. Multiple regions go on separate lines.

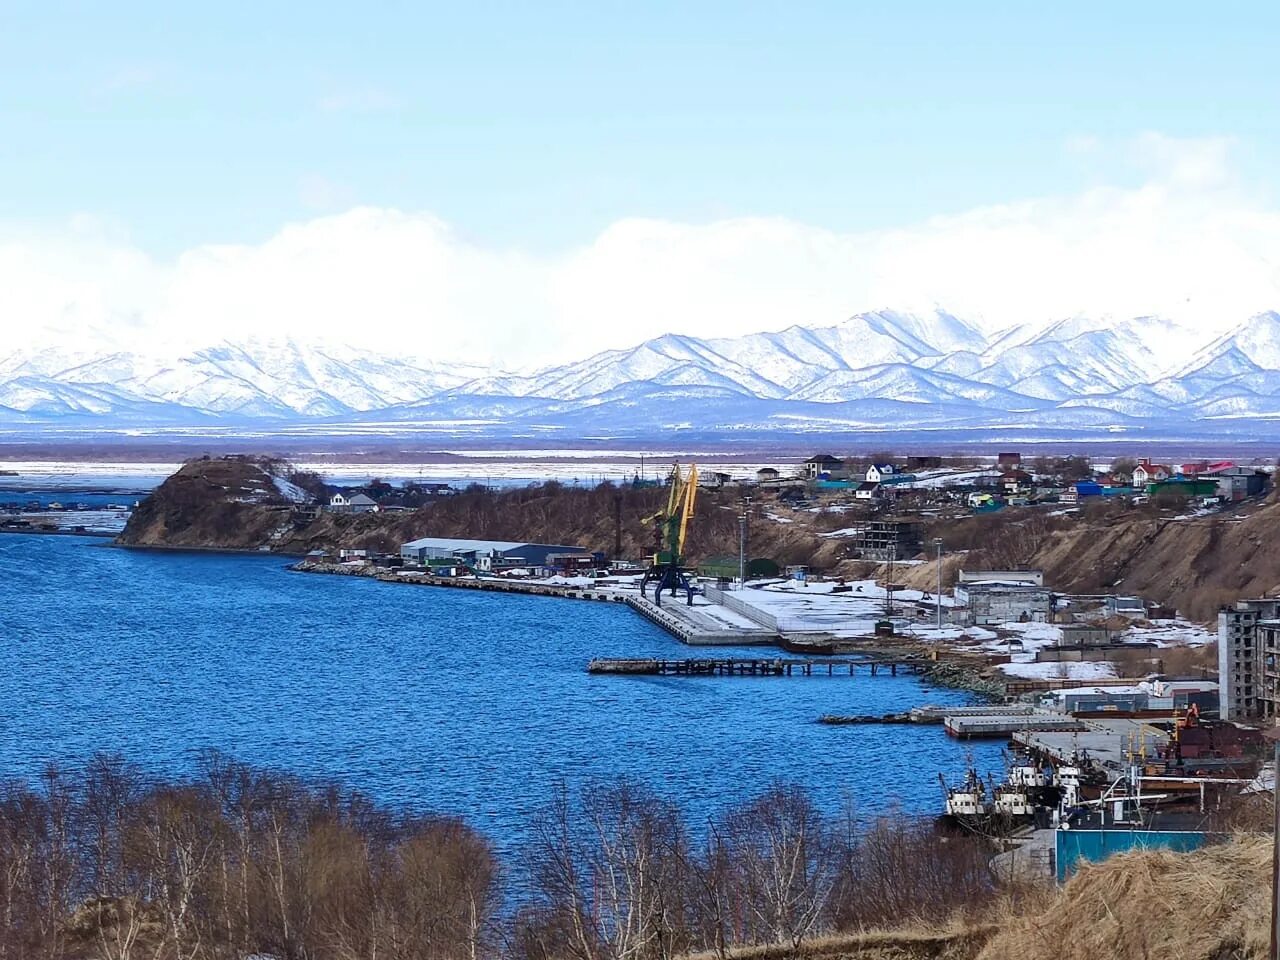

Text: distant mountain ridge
xmin=8 ymin=309 xmax=1280 ymax=439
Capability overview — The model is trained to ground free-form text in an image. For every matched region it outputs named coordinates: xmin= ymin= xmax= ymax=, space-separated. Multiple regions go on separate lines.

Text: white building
xmin=865 ymin=463 xmax=897 ymax=483
xmin=1132 ymin=460 xmax=1172 ymax=486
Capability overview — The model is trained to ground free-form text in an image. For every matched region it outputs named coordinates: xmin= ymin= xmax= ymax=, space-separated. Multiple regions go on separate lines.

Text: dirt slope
xmin=1028 ymin=498 xmax=1280 ymax=619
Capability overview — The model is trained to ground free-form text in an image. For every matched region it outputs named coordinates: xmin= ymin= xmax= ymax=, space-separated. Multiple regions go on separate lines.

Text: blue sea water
xmin=2 ymin=535 xmax=1002 ymax=848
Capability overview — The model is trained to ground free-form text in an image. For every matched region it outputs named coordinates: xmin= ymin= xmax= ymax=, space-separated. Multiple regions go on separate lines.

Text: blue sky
xmin=3 ymin=2 xmax=1277 ymax=254
xmin=3 ymin=3 xmax=1280 ymax=366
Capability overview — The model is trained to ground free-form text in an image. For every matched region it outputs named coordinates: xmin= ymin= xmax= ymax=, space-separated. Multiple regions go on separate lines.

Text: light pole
xmin=738 ymin=512 xmax=747 ymax=589
xmin=1265 ymin=724 xmax=1280 ymax=960
xmin=934 ymin=537 xmax=944 ymax=631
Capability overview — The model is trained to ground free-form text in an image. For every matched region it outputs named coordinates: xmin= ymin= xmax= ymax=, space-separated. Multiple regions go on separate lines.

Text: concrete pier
xmin=944 ymin=713 xmax=1088 ymax=739
xmin=622 ymin=595 xmax=778 ymax=645
xmin=910 ymin=703 xmax=1036 ymax=723
xmin=1013 ymin=718 xmax=1172 ymax=772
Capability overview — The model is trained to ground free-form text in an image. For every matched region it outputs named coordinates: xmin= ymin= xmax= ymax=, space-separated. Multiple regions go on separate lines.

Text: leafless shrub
xmin=827 ymin=813 xmax=994 ymax=931
xmin=0 ymin=754 xmax=501 ymax=960
xmin=520 ymin=781 xmax=692 ymax=960
xmin=715 ymin=784 xmax=837 ymax=950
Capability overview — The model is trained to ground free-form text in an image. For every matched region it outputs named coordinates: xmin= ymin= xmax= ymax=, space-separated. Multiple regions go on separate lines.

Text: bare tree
xmin=524 ymin=781 xmax=690 ymax=960
xmin=718 ymin=784 xmax=835 ymax=949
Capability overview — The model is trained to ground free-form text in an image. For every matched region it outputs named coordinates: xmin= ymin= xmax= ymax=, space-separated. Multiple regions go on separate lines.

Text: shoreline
xmin=289 ymin=559 xmax=1009 ymax=697
xmin=106 ymin=540 xmax=308 ymax=556
xmin=0 ymin=526 xmax=116 ymax=539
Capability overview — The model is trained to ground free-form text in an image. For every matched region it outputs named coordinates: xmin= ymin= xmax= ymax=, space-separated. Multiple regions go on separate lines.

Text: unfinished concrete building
xmin=1218 ymin=598 xmax=1280 ymax=720
xmin=854 ymin=519 xmax=923 ymax=562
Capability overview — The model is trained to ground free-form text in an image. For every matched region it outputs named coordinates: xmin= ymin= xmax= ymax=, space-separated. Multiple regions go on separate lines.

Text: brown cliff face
xmin=117 ymin=457 xmax=298 ymax=549
xmin=911 ymin=493 xmax=1280 ymax=621
xmin=1028 ymin=499 xmax=1280 ymax=619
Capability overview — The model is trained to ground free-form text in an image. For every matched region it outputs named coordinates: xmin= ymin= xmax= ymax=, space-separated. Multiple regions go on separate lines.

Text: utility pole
xmin=934 ymin=537 xmax=945 ymax=631
xmin=738 ymin=512 xmax=747 ymax=589
xmin=613 ymin=492 xmax=623 ymax=561
xmin=885 ymin=552 xmax=895 ymax=619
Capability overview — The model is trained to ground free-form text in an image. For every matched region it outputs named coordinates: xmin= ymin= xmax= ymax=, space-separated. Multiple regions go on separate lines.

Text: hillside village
xmin=116 ymin=451 xmax=1274 ymax=694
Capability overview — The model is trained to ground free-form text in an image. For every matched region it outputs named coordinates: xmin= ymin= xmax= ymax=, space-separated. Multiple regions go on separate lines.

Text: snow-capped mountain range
xmin=9 ymin=310 xmax=1280 ymax=439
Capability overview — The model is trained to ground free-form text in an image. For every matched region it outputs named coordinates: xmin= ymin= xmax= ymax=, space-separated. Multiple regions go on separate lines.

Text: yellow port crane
xmin=640 ymin=462 xmax=699 ymax=606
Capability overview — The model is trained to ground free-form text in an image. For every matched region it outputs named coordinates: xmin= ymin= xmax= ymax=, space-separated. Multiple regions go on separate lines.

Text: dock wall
xmin=702 ymin=584 xmax=796 ymax=631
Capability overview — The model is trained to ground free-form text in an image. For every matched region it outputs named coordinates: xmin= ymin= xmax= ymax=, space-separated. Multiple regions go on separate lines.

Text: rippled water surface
xmin=3 ymin=535 xmax=1002 ymax=845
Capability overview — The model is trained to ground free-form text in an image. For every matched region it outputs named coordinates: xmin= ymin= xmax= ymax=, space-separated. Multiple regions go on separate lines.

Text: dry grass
xmin=678 ymin=921 xmax=997 ymax=960
xmin=676 ymin=835 xmax=1275 ymax=960
xmin=977 ymin=834 xmax=1272 ymax=960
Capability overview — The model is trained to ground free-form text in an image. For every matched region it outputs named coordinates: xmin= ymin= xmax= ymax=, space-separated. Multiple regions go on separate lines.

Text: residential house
xmin=997 ymin=452 xmax=1022 ymax=468
xmin=328 ymin=491 xmax=379 ymax=513
xmin=1178 ymin=461 xmax=1209 ymax=477
xmin=854 ymin=481 xmax=880 ymax=501
xmin=1070 ymin=480 xmax=1103 ymax=500
xmin=998 ymin=469 xmax=1033 ymax=496
xmin=865 ymin=463 xmax=897 ymax=483
xmin=1131 ymin=459 xmax=1172 ymax=486
xmin=804 ymin=455 xmax=846 ymax=480
xmin=756 ymin=467 xmax=780 ymax=483
xmin=1211 ymin=466 xmax=1268 ymax=501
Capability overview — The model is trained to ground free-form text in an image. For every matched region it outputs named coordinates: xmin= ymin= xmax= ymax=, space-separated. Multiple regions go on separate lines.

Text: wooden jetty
xmin=819 ymin=712 xmax=915 ymax=725
xmin=588 ymin=656 xmax=928 ymax=677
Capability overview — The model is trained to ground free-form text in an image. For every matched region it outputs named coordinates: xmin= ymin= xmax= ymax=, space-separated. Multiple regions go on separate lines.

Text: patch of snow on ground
xmin=976 ymin=621 xmax=1062 ymax=655
xmin=1125 ymin=619 xmax=1214 ymax=647
xmin=271 ymin=474 xmax=312 ymax=503
xmin=694 ymin=602 xmax=768 ymax=630
xmin=999 ymin=660 xmax=1118 ymax=680
xmin=541 ymin=575 xmax=594 ymax=587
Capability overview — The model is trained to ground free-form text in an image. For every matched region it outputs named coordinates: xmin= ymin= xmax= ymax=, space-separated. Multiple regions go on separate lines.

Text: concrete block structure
xmin=1218 ymin=598 xmax=1280 ymax=720
xmin=955 ymin=581 xmax=1052 ymax=626
xmin=854 ymin=519 xmax=922 ymax=561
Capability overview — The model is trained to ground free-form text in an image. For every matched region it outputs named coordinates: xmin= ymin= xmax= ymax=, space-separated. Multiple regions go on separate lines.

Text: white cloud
xmin=4 ymin=134 xmax=1280 ymax=370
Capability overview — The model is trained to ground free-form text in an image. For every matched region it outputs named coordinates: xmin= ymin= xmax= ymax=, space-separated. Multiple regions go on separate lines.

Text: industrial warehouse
xmin=399 ymin=537 xmax=598 ymax=576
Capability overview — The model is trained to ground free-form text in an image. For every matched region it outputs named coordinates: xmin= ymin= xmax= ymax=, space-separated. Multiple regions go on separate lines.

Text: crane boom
xmin=676 ymin=463 xmax=698 ymax=558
